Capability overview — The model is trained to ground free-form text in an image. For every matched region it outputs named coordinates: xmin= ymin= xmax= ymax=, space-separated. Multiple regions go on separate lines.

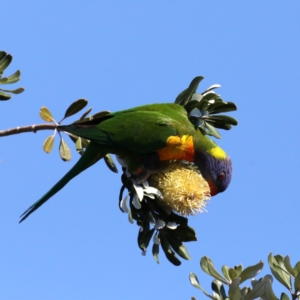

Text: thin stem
xmin=0 ymin=123 xmax=58 ymax=137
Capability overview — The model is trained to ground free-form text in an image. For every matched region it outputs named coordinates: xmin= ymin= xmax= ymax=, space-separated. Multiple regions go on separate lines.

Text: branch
xmin=0 ymin=124 xmax=57 ymax=137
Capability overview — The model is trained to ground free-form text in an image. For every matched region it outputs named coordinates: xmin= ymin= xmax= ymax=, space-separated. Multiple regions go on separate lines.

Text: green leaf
xmin=228 ymin=268 xmax=238 ymax=281
xmin=40 ymin=107 xmax=55 ymax=123
xmin=104 ymin=154 xmax=118 ymax=173
xmin=0 ymin=91 xmax=11 ymax=100
xmin=59 ymin=138 xmax=71 ymax=161
xmin=184 ymin=100 xmax=201 ymax=114
xmin=222 ymin=265 xmax=231 ymax=281
xmin=0 ymin=87 xmax=24 ymax=94
xmin=92 ymin=110 xmax=111 ymax=120
xmin=160 ymin=234 xmax=181 ymax=266
xmin=175 ymin=76 xmax=204 ymax=106
xmin=293 ymin=262 xmax=300 ymax=276
xmin=166 ymin=233 xmax=190 ymax=260
xmin=228 ymin=277 xmax=241 ymax=300
xmin=245 ymin=278 xmax=268 ymax=300
xmin=138 ymin=227 xmax=154 ymax=252
xmin=0 ymin=70 xmax=21 ymax=84
xmin=172 ymin=225 xmax=197 ymax=242
xmin=189 ymin=273 xmax=216 ymax=300
xmin=0 ymin=53 xmax=12 ymax=74
xmin=75 ymin=137 xmax=83 ymax=153
xmin=0 ymin=51 xmax=6 ymax=60
xmin=63 ymin=98 xmax=88 ymax=119
xmin=240 ymin=261 xmax=264 ymax=284
xmin=203 ymin=84 xmax=221 ymax=93
xmin=294 ymin=273 xmax=300 ymax=292
xmin=43 ymin=135 xmax=55 ymax=153
xmin=208 ymin=102 xmax=237 ymax=114
xmin=268 ymin=253 xmax=291 ymax=290
xmin=211 ymin=280 xmax=228 ymax=300
xmin=234 ymin=265 xmax=243 ymax=277
xmin=152 ymin=243 xmax=160 ymax=264
xmin=283 ymin=256 xmax=296 ymax=277
xmin=205 ymin=115 xmax=238 ymax=126
xmin=79 ymin=107 xmax=92 ymax=120
xmin=203 ymin=122 xmax=222 ymax=139
xmin=280 ymin=292 xmax=290 ymax=300
xmin=264 ymin=277 xmax=279 ymax=300
xmin=200 ymin=257 xmax=230 ymax=285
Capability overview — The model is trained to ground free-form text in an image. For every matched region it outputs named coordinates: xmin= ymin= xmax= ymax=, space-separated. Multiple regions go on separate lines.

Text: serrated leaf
xmin=280 ymin=292 xmax=290 ymax=300
xmin=152 ymin=243 xmax=160 ymax=264
xmin=240 ymin=261 xmax=264 ymax=284
xmin=43 ymin=135 xmax=55 ymax=153
xmin=59 ymin=138 xmax=71 ymax=161
xmin=104 ymin=154 xmax=118 ymax=173
xmin=283 ymin=256 xmax=295 ymax=278
xmin=200 ymin=257 xmax=230 ymax=285
xmin=0 ymin=70 xmax=21 ymax=84
xmin=0 ymin=54 xmax=12 ymax=74
xmin=0 ymin=91 xmax=11 ymax=100
xmin=64 ymin=98 xmax=88 ymax=119
xmin=40 ymin=107 xmax=55 ymax=123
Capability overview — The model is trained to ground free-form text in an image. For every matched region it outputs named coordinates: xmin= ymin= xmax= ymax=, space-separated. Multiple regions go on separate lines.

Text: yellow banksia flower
xmin=148 ymin=161 xmax=210 ymax=216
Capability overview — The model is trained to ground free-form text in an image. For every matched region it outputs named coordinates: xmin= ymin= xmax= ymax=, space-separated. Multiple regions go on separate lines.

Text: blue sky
xmin=1 ymin=1 xmax=300 ymax=299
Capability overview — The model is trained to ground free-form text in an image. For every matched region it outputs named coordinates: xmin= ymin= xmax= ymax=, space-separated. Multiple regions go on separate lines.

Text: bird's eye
xmin=218 ymin=172 xmax=226 ymax=181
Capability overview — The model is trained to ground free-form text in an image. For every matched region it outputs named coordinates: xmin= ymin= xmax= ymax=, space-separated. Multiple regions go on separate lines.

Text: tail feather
xmin=19 ymin=142 xmax=106 ymax=223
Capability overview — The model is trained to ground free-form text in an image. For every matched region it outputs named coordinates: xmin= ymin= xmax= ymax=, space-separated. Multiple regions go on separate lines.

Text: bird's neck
xmin=194 ymin=132 xmax=227 ymax=160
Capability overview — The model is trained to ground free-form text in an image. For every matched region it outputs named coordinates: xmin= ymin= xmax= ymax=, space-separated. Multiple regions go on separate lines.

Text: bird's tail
xmin=19 ymin=142 xmax=106 ymax=223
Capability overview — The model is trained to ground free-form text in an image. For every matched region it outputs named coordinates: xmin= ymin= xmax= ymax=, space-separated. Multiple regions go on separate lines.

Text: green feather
xmin=20 ymin=103 xmax=221 ymax=222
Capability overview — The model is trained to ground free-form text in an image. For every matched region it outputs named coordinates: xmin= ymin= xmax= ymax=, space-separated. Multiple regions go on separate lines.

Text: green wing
xmin=61 ymin=106 xmax=192 ymax=154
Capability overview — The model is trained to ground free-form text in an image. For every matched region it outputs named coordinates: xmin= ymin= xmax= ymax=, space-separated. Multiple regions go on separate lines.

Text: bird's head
xmin=194 ymin=148 xmax=232 ymax=196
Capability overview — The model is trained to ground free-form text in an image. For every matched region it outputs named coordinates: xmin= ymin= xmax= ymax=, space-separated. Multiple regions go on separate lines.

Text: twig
xmin=0 ymin=124 xmax=57 ymax=137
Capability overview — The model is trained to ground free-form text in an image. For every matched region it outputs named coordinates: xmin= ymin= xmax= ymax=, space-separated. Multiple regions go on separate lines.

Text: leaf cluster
xmin=0 ymin=51 xmax=24 ymax=100
xmin=40 ymin=98 xmax=117 ymax=171
xmin=119 ymin=170 xmax=196 ymax=266
xmin=175 ymin=76 xmax=238 ymax=139
xmin=190 ymin=254 xmax=300 ymax=300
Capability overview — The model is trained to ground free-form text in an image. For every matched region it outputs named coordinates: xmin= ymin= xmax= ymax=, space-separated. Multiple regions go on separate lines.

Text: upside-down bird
xmin=20 ymin=103 xmax=232 ymax=222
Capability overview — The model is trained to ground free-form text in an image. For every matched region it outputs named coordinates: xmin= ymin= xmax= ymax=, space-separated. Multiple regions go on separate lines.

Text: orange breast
xmin=157 ymin=135 xmax=195 ymax=162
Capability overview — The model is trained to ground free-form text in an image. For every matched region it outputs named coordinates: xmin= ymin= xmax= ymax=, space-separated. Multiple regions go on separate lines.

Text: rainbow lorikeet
xmin=19 ymin=103 xmax=232 ymax=222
